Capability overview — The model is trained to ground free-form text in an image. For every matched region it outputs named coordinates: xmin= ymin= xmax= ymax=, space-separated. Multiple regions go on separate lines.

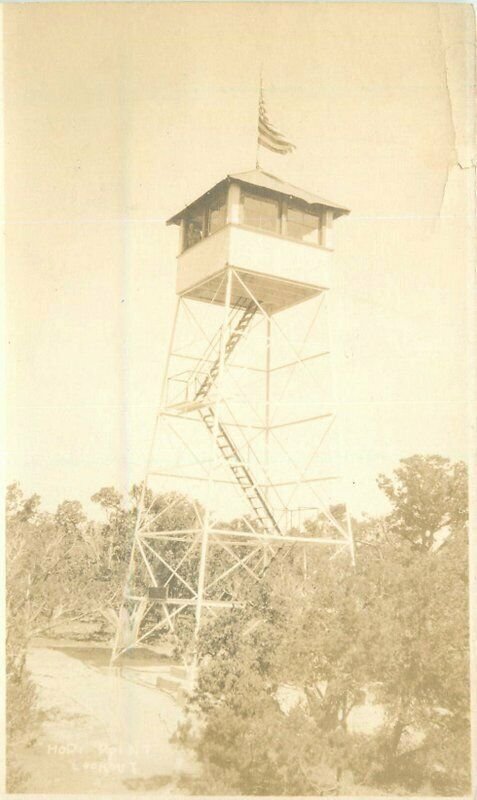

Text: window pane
xmin=185 ymin=211 xmax=204 ymax=249
xmin=242 ymin=194 xmax=279 ymax=233
xmin=287 ymin=205 xmax=320 ymax=244
xmin=287 ymin=220 xmax=320 ymax=244
xmin=207 ymin=193 xmax=226 ymax=235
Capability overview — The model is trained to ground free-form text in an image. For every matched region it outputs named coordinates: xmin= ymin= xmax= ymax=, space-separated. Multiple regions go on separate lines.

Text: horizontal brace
xmin=123 ymin=594 xmax=149 ymax=602
xmin=148 ymin=471 xmax=241 ymax=484
xmin=228 ymin=363 xmax=264 ymax=373
xmin=145 ymin=480 xmax=339 ymax=498
xmin=270 ymin=351 xmax=330 ymax=373
xmin=140 ymin=531 xmax=269 ymax=548
xmin=147 ymin=472 xmax=339 ymax=490
xmin=149 ymin=598 xmax=244 ymax=608
xmin=139 ymin=537 xmax=193 ymax=544
xmin=160 ymin=412 xmax=207 ymax=423
xmin=215 ymin=421 xmax=266 ymax=430
xmin=208 ymin=528 xmax=349 ymax=546
xmin=209 ymin=538 xmax=266 ymax=547
xmin=269 ymin=412 xmax=334 ymax=431
xmin=163 ymin=398 xmax=212 ymax=413
xmin=270 ymin=475 xmax=340 ymax=487
xmin=161 ymin=413 xmax=266 ymax=430
xmin=208 ymin=528 xmax=276 ymax=539
xmin=171 ymin=352 xmax=265 ymax=373
xmin=138 ymin=528 xmax=201 ymax=538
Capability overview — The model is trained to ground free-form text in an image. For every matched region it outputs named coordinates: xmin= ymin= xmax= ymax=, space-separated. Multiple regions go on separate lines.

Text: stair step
xmin=191 ymin=300 xmax=278 ymax=534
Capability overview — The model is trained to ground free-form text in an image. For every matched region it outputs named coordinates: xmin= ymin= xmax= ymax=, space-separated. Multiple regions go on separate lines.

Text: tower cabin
xmin=167 ymin=168 xmax=349 ymax=315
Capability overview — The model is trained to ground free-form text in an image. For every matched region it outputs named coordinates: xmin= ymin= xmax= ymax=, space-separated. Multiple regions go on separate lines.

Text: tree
xmin=377 ymin=455 xmax=468 ymax=550
xmin=179 ymin=456 xmax=470 ymax=795
xmin=349 ymin=527 xmax=470 ymax=794
xmin=5 ymin=483 xmax=134 ymax=788
xmin=5 ymin=484 xmax=44 ymax=790
xmin=91 ymin=487 xmax=133 ymax=573
xmin=179 ymin=550 xmax=371 ymax=794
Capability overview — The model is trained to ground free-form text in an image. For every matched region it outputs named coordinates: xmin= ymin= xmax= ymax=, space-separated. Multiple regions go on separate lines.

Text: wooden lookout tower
xmin=113 ymin=167 xmax=354 ymax=666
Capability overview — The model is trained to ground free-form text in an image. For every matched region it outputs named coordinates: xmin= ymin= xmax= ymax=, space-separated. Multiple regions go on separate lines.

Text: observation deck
xmin=167 ymin=168 xmax=349 ymax=315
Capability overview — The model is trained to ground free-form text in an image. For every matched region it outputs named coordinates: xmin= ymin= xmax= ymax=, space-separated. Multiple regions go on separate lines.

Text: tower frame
xmin=113 ymin=170 xmax=354 ymax=666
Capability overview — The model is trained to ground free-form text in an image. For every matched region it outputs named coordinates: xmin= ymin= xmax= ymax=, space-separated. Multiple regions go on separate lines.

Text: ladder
xmin=192 ymin=299 xmax=281 ymax=535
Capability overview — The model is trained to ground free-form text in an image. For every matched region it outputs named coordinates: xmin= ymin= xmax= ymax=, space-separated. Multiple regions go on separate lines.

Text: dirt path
xmin=22 ymin=645 xmax=197 ymax=794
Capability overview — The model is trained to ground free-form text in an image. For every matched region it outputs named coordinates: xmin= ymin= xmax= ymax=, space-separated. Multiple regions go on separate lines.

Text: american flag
xmin=258 ymin=87 xmax=295 ymax=155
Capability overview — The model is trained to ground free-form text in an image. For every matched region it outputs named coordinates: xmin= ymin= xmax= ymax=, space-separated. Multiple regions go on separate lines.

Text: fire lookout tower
xmin=113 ymin=168 xmax=354 ymax=662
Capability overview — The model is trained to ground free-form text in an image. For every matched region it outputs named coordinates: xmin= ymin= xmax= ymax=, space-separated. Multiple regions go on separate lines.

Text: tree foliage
xmin=5 ymin=454 xmax=470 ymax=795
xmin=179 ymin=456 xmax=470 ymax=795
xmin=377 ymin=455 xmax=468 ymax=550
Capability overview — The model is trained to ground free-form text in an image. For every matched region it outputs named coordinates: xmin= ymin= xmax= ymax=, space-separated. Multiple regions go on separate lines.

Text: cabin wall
xmin=176 ymin=224 xmax=331 ymax=297
xmin=227 ymin=225 xmax=330 ymax=290
xmin=176 ymin=225 xmax=229 ymax=295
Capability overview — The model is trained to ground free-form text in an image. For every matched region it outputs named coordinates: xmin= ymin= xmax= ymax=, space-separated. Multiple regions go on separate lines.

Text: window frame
xmin=206 ymin=190 xmax=227 ymax=237
xmin=240 ymin=191 xmax=281 ymax=235
xmin=238 ymin=189 xmax=323 ymax=247
xmin=180 ymin=185 xmax=326 ymax=253
xmin=183 ymin=207 xmax=206 ymax=251
xmin=182 ymin=190 xmax=227 ymax=252
xmin=285 ymin=202 xmax=322 ymax=245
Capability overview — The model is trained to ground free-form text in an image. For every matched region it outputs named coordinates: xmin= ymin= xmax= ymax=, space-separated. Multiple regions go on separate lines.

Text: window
xmin=183 ymin=193 xmax=227 ymax=251
xmin=207 ymin=192 xmax=227 ymax=235
xmin=287 ymin=205 xmax=321 ymax=245
xmin=184 ymin=209 xmax=205 ymax=249
xmin=242 ymin=193 xmax=280 ymax=234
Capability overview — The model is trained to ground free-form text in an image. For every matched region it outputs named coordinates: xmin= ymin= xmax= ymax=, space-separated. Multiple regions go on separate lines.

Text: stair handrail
xmin=185 ymin=297 xmax=250 ymax=401
xmin=186 ymin=295 xmax=281 ymax=535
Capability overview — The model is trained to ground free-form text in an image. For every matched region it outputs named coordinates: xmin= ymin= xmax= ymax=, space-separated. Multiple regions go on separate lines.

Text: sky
xmin=4 ymin=2 xmax=475 ymax=520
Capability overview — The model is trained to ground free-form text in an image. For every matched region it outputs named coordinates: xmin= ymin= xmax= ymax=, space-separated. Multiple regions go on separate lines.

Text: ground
xmin=19 ymin=642 xmax=197 ymax=794
xmin=16 ymin=640 xmax=387 ymax=795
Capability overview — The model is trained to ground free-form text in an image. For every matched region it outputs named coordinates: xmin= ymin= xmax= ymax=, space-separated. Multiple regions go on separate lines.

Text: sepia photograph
xmin=4 ymin=1 xmax=476 ymax=795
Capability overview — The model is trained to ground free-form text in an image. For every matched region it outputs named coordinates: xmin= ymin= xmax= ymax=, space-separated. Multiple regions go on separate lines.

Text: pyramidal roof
xmin=166 ymin=167 xmax=350 ymax=225
xmin=229 ymin=169 xmax=349 ymax=214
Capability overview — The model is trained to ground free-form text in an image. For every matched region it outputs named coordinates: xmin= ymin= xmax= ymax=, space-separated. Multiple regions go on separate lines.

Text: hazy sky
xmin=5 ymin=2 xmax=475 ymax=519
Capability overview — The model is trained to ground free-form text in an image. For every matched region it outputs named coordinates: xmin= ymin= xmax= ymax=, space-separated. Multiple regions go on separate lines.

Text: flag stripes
xmin=258 ymin=89 xmax=295 ymax=155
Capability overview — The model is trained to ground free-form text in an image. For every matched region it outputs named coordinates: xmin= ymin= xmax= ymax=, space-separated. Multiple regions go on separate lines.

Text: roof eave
xmin=166 ymin=172 xmax=350 ymax=225
xmin=229 ymin=173 xmax=350 ymax=217
xmin=166 ymin=177 xmax=231 ymax=226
